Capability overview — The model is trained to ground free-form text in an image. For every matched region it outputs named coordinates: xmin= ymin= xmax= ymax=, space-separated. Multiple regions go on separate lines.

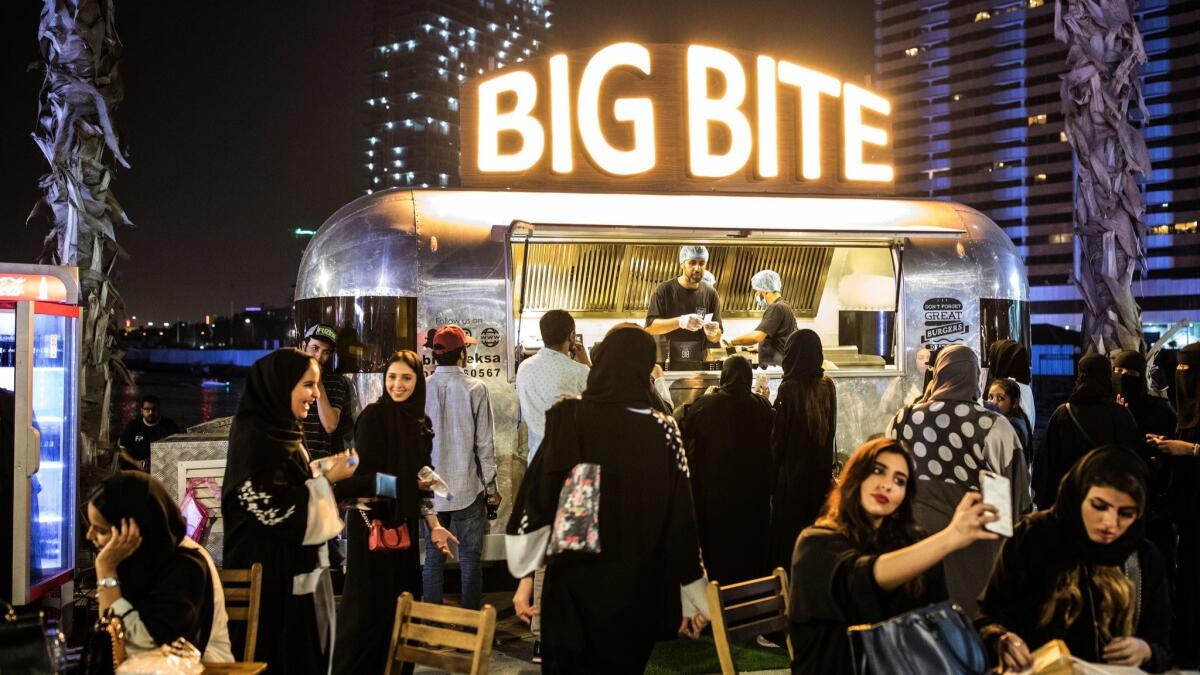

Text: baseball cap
xmin=304 ymin=323 xmax=338 ymax=347
xmin=431 ymin=324 xmax=477 ymax=355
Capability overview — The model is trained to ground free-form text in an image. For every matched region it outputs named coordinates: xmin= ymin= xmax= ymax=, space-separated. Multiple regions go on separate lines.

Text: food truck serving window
xmin=511 ymin=235 xmax=903 ymax=375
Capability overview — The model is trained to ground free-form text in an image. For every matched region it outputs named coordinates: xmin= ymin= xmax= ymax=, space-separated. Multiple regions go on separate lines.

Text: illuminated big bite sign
xmin=459 ymin=43 xmax=894 ymax=194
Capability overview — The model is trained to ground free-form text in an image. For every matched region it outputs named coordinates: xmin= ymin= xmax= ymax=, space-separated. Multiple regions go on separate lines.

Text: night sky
xmin=0 ymin=1 xmax=873 ymax=322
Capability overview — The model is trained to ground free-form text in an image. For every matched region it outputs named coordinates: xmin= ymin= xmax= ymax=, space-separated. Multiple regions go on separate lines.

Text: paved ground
xmin=409 ymin=591 xmax=790 ymax=675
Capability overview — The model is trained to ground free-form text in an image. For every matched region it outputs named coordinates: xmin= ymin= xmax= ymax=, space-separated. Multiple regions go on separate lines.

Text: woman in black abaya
xmin=506 ymin=324 xmax=708 ymax=673
xmin=978 ymin=446 xmax=1172 ymax=672
xmin=222 ymin=349 xmax=358 ymax=673
xmin=768 ymin=329 xmax=836 ymax=573
xmin=679 ymin=355 xmax=773 ymax=585
xmin=86 ymin=471 xmax=231 ymax=660
xmin=1146 ymin=342 xmax=1200 ymax=666
xmin=1035 ymin=353 xmax=1141 ymax=509
xmin=333 ymin=351 xmax=456 ymax=674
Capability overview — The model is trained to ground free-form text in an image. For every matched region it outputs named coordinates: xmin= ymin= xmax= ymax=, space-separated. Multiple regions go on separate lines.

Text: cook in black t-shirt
xmin=645 ymin=245 xmax=723 ymax=368
xmin=728 ymin=269 xmax=797 ymax=366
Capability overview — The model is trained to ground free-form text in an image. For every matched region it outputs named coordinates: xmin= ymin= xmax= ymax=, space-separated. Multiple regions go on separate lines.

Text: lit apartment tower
xmin=875 ymin=0 xmax=1200 ymax=334
xmin=366 ymin=1 xmax=551 ymax=192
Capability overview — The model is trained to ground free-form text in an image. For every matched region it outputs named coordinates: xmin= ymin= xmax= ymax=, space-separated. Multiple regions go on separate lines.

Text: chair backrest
xmin=705 ymin=567 xmax=794 ymax=675
xmin=218 ymin=563 xmax=263 ymax=662
xmin=385 ymin=592 xmax=497 ymax=675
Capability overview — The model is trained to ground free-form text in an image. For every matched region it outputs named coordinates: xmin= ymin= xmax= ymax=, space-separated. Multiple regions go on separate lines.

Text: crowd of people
xmin=86 ymin=301 xmax=1200 ymax=674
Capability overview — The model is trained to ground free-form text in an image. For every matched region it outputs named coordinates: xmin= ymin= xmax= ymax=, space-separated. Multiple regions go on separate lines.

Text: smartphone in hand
xmin=979 ymin=470 xmax=1013 ymax=537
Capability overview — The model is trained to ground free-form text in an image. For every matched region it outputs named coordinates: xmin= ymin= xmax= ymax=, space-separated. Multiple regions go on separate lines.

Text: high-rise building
xmin=366 ymin=0 xmax=551 ymax=192
xmin=875 ymin=0 xmax=1199 ymax=335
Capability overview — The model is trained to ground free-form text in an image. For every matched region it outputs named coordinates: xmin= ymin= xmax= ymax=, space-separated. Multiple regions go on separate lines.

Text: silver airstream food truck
xmin=293 ymin=44 xmax=1028 ymax=554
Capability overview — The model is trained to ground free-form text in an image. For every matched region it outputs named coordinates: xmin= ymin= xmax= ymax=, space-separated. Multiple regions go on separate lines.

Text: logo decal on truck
xmin=921 ymin=297 xmax=969 ymax=344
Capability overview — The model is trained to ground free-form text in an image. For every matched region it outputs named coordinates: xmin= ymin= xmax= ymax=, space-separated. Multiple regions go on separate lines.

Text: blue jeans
xmin=422 ymin=491 xmax=486 ymax=610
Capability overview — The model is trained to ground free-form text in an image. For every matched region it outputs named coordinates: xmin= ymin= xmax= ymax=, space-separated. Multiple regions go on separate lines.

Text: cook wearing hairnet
xmin=728 ymin=269 xmax=797 ymax=366
xmin=645 ymin=245 xmax=724 ymax=370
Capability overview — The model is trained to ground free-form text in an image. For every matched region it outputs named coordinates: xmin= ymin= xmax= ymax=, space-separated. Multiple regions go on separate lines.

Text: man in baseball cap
xmin=300 ymin=324 xmax=353 ymax=458
xmin=422 ymin=323 xmax=497 ymax=612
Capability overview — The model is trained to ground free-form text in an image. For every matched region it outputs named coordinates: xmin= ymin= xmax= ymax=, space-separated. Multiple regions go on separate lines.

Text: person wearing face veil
xmin=977 ymin=446 xmax=1172 ymax=672
xmin=767 ymin=330 xmax=837 ymax=574
xmin=1155 ymin=342 xmax=1200 ymax=666
xmin=333 ymin=352 xmax=436 ymax=675
xmin=505 ymin=324 xmax=708 ymax=673
xmin=887 ymin=344 xmax=1030 ymax=616
xmin=1034 ymin=353 xmax=1142 ymax=510
xmin=223 ymin=349 xmax=349 ymax=674
xmin=678 ymin=356 xmax=773 ymax=585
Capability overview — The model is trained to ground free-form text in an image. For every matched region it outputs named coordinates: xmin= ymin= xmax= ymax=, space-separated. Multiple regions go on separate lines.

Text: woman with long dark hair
xmin=222 ymin=348 xmax=359 ymax=673
xmin=679 ymin=355 xmax=773 ymax=585
xmin=768 ymin=329 xmax=836 ymax=573
xmin=977 ymin=446 xmax=1172 ymax=672
xmin=788 ymin=437 xmax=999 ymax=675
xmin=1035 ymin=353 xmax=1141 ymax=509
xmin=333 ymin=351 xmax=457 ymax=674
xmin=85 ymin=471 xmax=232 ymax=661
xmin=506 ymin=324 xmax=708 ymax=672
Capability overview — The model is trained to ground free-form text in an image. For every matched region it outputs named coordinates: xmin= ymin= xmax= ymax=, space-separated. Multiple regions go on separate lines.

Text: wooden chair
xmin=384 ymin=592 xmax=496 ymax=675
xmin=705 ymin=567 xmax=795 ymax=675
xmin=218 ymin=563 xmax=263 ymax=662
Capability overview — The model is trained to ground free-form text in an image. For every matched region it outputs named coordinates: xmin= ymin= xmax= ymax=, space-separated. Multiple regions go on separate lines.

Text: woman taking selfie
xmin=333 ymin=351 xmax=457 ymax=675
xmin=788 ymin=437 xmax=999 ymax=675
xmin=976 ymin=446 xmax=1172 ymax=672
xmin=222 ymin=348 xmax=358 ymax=673
xmin=86 ymin=471 xmax=232 ymax=661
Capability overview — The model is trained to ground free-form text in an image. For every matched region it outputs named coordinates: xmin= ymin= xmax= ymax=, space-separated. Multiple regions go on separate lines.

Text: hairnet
xmin=679 ymin=245 xmax=709 ymax=264
xmin=701 ymin=271 xmax=716 ymax=286
xmin=751 ymin=269 xmax=781 ymax=292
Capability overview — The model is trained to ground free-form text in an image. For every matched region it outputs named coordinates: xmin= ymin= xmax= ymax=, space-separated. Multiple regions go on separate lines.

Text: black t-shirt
xmin=645 ymin=279 xmax=722 ymax=364
xmin=119 ymin=417 xmax=181 ymax=468
xmin=303 ymin=371 xmax=352 ymax=458
xmin=754 ymin=299 xmax=797 ymax=366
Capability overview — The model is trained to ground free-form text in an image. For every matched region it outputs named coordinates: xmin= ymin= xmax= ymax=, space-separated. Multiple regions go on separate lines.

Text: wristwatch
xmin=97 ymin=577 xmax=120 ymax=588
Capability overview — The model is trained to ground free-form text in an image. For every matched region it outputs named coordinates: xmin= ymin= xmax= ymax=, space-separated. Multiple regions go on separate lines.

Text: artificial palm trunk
xmin=1055 ymin=0 xmax=1151 ymax=354
xmin=30 ymin=0 xmax=132 ymax=464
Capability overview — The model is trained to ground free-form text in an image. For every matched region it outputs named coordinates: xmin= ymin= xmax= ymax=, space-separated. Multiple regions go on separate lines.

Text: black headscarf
xmin=90 ymin=471 xmax=187 ymax=604
xmin=1047 ymin=445 xmax=1149 ymax=567
xmin=1177 ymin=343 xmax=1200 ymax=432
xmin=988 ymin=339 xmax=1031 ymax=385
xmin=719 ymin=355 xmax=754 ymax=397
xmin=781 ymin=329 xmax=823 ymax=383
xmin=583 ymin=325 xmax=660 ymax=409
xmin=1112 ymin=350 xmax=1148 ymax=409
xmin=357 ymin=353 xmax=432 ymax=522
xmin=925 ymin=345 xmax=980 ymax=403
xmin=1069 ymin=353 xmax=1114 ymax=405
xmin=223 ymin=348 xmax=315 ymax=500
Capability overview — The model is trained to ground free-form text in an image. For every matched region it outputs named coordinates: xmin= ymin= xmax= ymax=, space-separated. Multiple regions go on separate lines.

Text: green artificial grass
xmin=644 ymin=635 xmax=791 ymax=674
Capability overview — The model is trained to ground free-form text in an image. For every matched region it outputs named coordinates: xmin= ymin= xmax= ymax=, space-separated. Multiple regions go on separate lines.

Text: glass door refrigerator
xmin=1 ymin=264 xmax=80 ymax=606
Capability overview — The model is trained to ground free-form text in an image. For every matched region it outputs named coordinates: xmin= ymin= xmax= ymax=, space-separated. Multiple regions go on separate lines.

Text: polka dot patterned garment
xmin=889 ymin=400 xmax=1004 ymax=490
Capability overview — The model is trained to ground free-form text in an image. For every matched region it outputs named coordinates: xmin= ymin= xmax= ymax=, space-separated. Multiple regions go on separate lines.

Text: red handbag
xmin=357 ymin=508 xmax=411 ymax=551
